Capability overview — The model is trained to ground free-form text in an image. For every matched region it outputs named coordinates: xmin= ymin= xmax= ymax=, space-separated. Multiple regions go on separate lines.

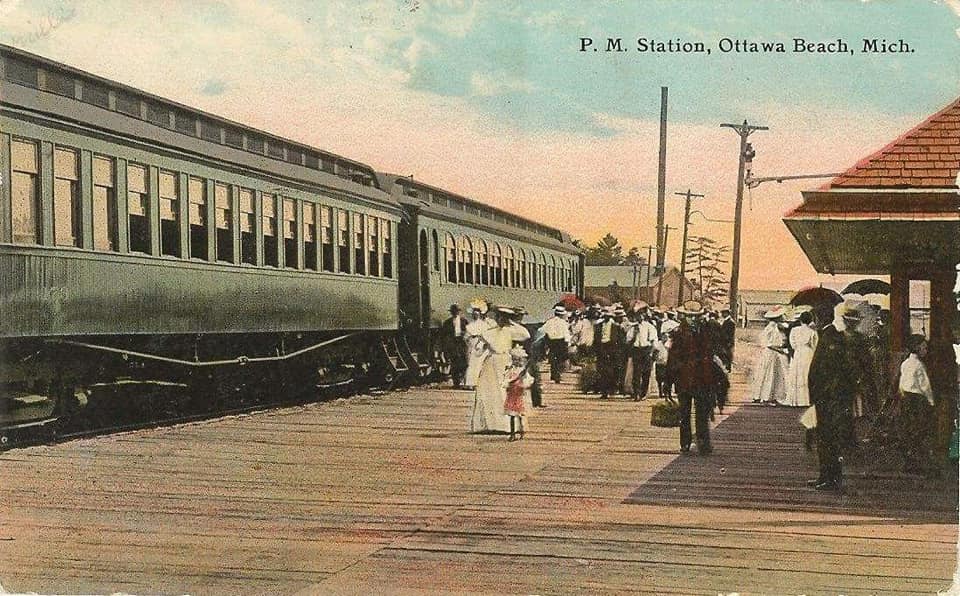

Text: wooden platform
xmin=1 ymin=344 xmax=957 ymax=595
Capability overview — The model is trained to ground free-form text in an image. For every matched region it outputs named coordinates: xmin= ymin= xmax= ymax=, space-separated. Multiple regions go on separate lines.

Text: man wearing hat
xmin=541 ymin=304 xmax=572 ymax=384
xmin=807 ymin=301 xmax=861 ymax=491
xmin=667 ymin=300 xmax=716 ymax=454
xmin=594 ymin=306 xmax=626 ymax=399
xmin=625 ymin=303 xmax=659 ymax=400
xmin=439 ymin=304 xmax=468 ymax=389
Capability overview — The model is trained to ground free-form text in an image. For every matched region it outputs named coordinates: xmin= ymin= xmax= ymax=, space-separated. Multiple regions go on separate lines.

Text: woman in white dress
xmin=783 ymin=311 xmax=818 ymax=406
xmin=750 ymin=308 xmax=790 ymax=404
xmin=463 ymin=303 xmax=496 ymax=389
xmin=470 ymin=307 xmax=531 ymax=433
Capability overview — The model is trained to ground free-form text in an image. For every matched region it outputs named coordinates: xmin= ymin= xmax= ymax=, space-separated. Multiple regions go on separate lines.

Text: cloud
xmin=200 ymin=78 xmax=227 ymax=96
xmin=469 ymin=71 xmax=534 ymax=96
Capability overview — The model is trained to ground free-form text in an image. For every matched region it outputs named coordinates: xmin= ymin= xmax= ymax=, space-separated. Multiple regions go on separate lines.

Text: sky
xmin=1 ymin=0 xmax=958 ymax=290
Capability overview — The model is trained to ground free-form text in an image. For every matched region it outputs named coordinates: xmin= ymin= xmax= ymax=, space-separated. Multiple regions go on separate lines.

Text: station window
xmin=262 ymin=193 xmax=278 ymax=267
xmin=283 ymin=198 xmax=297 ymax=269
xmin=158 ymin=170 xmax=180 ymax=257
xmin=445 ymin=233 xmax=457 ymax=283
xmin=188 ymin=177 xmax=208 ymax=260
xmin=92 ymin=155 xmax=118 ymax=251
xmin=320 ymin=206 xmax=334 ymax=272
xmin=367 ymin=216 xmax=379 ymax=276
xmin=303 ymin=202 xmax=317 ymax=271
xmin=353 ymin=212 xmax=365 ymax=275
xmin=214 ymin=183 xmax=233 ymax=263
xmin=431 ymin=230 xmax=440 ymax=272
xmin=337 ymin=209 xmax=350 ymax=273
xmin=381 ymin=219 xmax=392 ymax=278
xmin=11 ymin=139 xmax=40 ymax=245
xmin=505 ymin=246 xmax=515 ymax=288
xmin=53 ymin=147 xmax=81 ymax=247
xmin=239 ymin=188 xmax=256 ymax=265
xmin=540 ymin=255 xmax=548 ymax=290
xmin=491 ymin=243 xmax=502 ymax=287
xmin=127 ymin=163 xmax=150 ymax=254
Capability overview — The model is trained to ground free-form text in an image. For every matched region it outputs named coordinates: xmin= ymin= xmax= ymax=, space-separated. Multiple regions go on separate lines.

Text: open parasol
xmin=789 ymin=286 xmax=843 ymax=308
xmin=841 ymin=279 xmax=891 ymax=296
xmin=558 ymin=293 xmax=586 ymax=312
xmin=587 ymin=294 xmax=613 ymax=307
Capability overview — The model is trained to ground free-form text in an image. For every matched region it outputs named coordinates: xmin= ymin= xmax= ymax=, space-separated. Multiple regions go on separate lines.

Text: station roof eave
xmin=783 ymin=189 xmax=960 ymax=275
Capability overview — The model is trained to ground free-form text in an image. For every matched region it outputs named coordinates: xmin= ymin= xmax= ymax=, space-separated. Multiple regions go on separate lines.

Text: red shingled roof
xmin=826 ymin=96 xmax=960 ymax=189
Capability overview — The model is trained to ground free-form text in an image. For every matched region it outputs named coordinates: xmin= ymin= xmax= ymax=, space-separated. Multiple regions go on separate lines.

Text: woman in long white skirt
xmin=470 ymin=307 xmax=530 ymax=433
xmin=464 ymin=304 xmax=496 ymax=389
xmin=783 ymin=311 xmax=818 ymax=406
xmin=750 ymin=309 xmax=789 ymax=405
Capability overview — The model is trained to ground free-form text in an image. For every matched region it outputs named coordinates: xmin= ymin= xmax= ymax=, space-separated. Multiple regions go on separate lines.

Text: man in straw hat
xmin=593 ymin=306 xmax=626 ymax=399
xmin=806 ymin=300 xmax=862 ymax=491
xmin=667 ymin=300 xmax=716 ymax=455
xmin=541 ymin=304 xmax=572 ymax=384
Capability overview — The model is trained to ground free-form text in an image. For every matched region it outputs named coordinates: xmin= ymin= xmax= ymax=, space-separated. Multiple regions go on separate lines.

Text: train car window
xmin=267 ymin=141 xmax=284 ymax=161
xmin=127 ymin=163 xmax=150 ymax=254
xmin=305 ymin=153 xmax=320 ymax=170
xmin=367 ymin=216 xmax=380 ymax=276
xmin=337 ymin=209 xmax=350 ymax=273
xmin=246 ymin=135 xmax=264 ymax=154
xmin=431 ymin=230 xmax=440 ymax=272
xmin=92 ymin=155 xmax=118 ymax=252
xmin=53 ymin=147 xmax=81 ymax=248
xmin=320 ymin=206 xmax=334 ymax=272
xmin=214 ymin=183 xmax=234 ymax=263
xmin=201 ymin=120 xmax=221 ymax=143
xmin=44 ymin=70 xmax=76 ymax=98
xmin=224 ymin=128 xmax=244 ymax=149
xmin=116 ymin=91 xmax=141 ymax=118
xmin=517 ymin=248 xmax=526 ymax=289
xmin=303 ymin=202 xmax=317 ymax=271
xmin=283 ymin=198 xmax=298 ymax=269
xmin=504 ymin=246 xmax=514 ymax=288
xmin=491 ymin=243 xmax=502 ymax=287
xmin=188 ymin=177 xmax=208 ymax=260
xmin=11 ymin=139 xmax=41 ymax=245
xmin=239 ymin=188 xmax=256 ymax=265
xmin=381 ymin=219 xmax=392 ymax=278
xmin=174 ymin=111 xmax=196 ymax=136
xmin=549 ymin=256 xmax=557 ymax=291
xmin=352 ymin=212 xmax=366 ymax=275
xmin=81 ymin=81 xmax=111 ymax=109
xmin=477 ymin=239 xmax=488 ymax=285
xmin=540 ymin=254 xmax=548 ymax=291
xmin=285 ymin=147 xmax=303 ymax=166
xmin=262 ymin=193 xmax=278 ymax=267
xmin=458 ymin=236 xmax=473 ymax=284
xmin=158 ymin=170 xmax=181 ymax=257
xmin=145 ymin=102 xmax=169 ymax=128
xmin=445 ymin=233 xmax=457 ymax=283
xmin=5 ymin=57 xmax=39 ymax=88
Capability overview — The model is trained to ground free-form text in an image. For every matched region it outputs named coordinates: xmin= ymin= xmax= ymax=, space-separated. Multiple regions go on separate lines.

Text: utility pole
xmin=674 ymin=189 xmax=704 ymax=304
xmin=656 ymin=86 xmax=668 ymax=275
xmin=720 ymin=120 xmax=767 ymax=314
xmin=632 ymin=263 xmax=639 ymax=300
xmin=656 ymin=225 xmax=675 ymax=306
xmin=640 ymin=244 xmax=656 ymax=302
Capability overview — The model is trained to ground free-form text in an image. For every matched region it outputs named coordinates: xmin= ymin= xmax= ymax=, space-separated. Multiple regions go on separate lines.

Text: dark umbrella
xmin=790 ymin=286 xmax=843 ymax=308
xmin=841 ymin=279 xmax=891 ymax=296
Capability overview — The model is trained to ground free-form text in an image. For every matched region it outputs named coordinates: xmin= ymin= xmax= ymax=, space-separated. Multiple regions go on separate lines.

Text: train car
xmin=380 ymin=173 xmax=584 ymax=350
xmin=0 ymin=45 xmax=403 ymax=435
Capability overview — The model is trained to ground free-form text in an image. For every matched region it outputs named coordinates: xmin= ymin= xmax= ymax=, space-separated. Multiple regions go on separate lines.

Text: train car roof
xmin=377 ymin=173 xmax=581 ymax=256
xmin=0 ymin=44 xmax=398 ymax=209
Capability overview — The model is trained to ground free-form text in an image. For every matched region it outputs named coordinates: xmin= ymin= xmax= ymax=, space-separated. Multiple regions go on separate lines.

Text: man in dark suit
xmin=594 ymin=307 xmax=625 ymax=399
xmin=667 ymin=300 xmax=717 ymax=455
xmin=719 ymin=309 xmax=736 ymax=371
xmin=807 ymin=303 xmax=859 ymax=491
xmin=439 ymin=304 xmax=467 ymax=388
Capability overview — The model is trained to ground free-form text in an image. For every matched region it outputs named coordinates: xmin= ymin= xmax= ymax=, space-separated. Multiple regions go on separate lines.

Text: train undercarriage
xmin=0 ymin=330 xmax=438 ymax=448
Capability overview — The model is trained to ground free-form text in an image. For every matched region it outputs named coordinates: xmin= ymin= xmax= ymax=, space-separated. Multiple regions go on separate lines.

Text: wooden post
xmin=928 ymin=266 xmax=957 ymax=461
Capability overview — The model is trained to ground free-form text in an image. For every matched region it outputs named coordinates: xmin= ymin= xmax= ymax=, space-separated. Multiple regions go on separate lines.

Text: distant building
xmin=584 ymin=264 xmax=697 ymax=307
xmin=736 ymin=289 xmax=794 ymax=327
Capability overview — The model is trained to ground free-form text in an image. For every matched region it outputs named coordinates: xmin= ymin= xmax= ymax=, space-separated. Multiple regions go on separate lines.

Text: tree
xmin=584 ymin=233 xmax=644 ymax=266
xmin=684 ymin=235 xmax=730 ymax=306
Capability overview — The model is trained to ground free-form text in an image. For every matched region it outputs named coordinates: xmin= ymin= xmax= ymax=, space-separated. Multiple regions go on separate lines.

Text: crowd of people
xmin=439 ymin=292 xmax=942 ymax=488
xmin=439 ymin=298 xmax=736 ymax=452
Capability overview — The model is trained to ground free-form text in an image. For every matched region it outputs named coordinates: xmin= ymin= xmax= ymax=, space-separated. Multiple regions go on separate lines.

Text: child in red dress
xmin=504 ymin=346 xmax=534 ymax=441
